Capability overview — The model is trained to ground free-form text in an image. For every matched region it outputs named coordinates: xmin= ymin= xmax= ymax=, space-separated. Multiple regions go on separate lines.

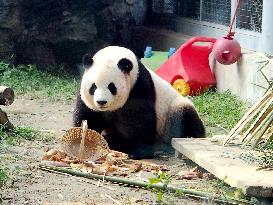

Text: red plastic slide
xmin=156 ymin=36 xmax=217 ymax=96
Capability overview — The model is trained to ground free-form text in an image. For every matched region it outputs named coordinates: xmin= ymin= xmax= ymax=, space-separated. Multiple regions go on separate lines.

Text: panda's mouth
xmin=99 ymin=105 xmax=107 ymax=108
xmin=97 ymin=105 xmax=108 ymax=110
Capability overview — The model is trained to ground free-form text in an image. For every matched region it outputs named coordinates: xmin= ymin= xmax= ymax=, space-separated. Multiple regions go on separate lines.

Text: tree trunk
xmin=0 ymin=108 xmax=14 ymax=130
xmin=0 ymin=86 xmax=15 ymax=106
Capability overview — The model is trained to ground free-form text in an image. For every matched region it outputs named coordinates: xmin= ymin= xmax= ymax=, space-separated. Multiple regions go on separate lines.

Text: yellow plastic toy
xmin=172 ymin=79 xmax=190 ymax=96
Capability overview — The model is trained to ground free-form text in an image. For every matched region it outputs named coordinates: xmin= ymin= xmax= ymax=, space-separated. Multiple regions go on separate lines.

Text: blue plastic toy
xmin=144 ymin=46 xmax=153 ymax=58
xmin=168 ymin=47 xmax=176 ymax=58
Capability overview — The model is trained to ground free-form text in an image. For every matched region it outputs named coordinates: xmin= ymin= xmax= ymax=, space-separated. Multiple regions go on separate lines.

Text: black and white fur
xmin=73 ymin=46 xmax=205 ymax=159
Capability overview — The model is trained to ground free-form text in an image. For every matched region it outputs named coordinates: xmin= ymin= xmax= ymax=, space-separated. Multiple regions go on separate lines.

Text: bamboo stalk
xmin=241 ymin=102 xmax=273 ymax=143
xmin=242 ymin=105 xmax=273 ymax=144
xmin=242 ymin=96 xmax=273 ymax=141
xmin=265 ymin=130 xmax=273 ymax=145
xmin=223 ymin=91 xmax=272 ymax=145
xmin=79 ymin=120 xmax=88 ymax=160
xmin=251 ymin=117 xmax=273 ymax=148
xmin=242 ymin=109 xmax=273 ymax=147
xmin=39 ymin=165 xmax=255 ymax=205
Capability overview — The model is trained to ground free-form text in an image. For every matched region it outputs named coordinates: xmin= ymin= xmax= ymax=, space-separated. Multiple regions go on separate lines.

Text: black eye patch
xmin=117 ymin=58 xmax=133 ymax=73
xmin=89 ymin=83 xmax=97 ymax=95
xmin=108 ymin=83 xmax=117 ymax=95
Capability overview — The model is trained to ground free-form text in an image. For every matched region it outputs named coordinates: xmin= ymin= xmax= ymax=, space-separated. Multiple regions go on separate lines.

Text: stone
xmin=0 ymin=0 xmax=147 ymax=72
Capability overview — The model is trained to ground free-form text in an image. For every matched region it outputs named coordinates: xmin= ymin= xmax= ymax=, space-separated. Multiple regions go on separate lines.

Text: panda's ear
xmin=117 ymin=58 xmax=133 ymax=73
xmin=82 ymin=54 xmax=94 ymax=69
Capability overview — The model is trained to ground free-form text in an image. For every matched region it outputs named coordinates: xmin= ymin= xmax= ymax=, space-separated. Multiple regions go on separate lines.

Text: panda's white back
xmin=146 ymin=67 xmax=194 ymax=139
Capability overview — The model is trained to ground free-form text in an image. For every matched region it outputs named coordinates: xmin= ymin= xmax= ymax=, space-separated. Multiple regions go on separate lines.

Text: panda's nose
xmin=97 ymin=100 xmax=107 ymax=106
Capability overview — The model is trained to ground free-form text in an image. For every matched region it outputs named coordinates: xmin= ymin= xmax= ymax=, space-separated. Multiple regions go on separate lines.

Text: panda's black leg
xmin=169 ymin=105 xmax=205 ymax=138
xmin=124 ymin=127 xmax=156 ymax=159
xmin=121 ymin=104 xmax=157 ymax=159
xmin=101 ymin=130 xmax=129 ymax=152
xmin=128 ymin=144 xmax=155 ymax=159
xmin=102 ymin=130 xmax=155 ymax=159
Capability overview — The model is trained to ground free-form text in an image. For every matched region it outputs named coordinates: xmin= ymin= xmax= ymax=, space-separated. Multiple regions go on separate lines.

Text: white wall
xmin=213 ymin=50 xmax=272 ymax=103
xmin=150 ymin=0 xmax=273 ymax=55
xmin=172 ymin=17 xmax=262 ymax=53
xmin=260 ymin=0 xmax=273 ymax=55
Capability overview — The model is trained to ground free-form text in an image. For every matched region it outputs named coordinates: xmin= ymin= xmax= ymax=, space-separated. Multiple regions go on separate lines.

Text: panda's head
xmin=80 ymin=46 xmax=139 ymax=112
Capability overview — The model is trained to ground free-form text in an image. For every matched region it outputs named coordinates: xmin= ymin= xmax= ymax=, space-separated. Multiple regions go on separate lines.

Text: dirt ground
xmin=1 ymin=98 xmax=224 ymax=205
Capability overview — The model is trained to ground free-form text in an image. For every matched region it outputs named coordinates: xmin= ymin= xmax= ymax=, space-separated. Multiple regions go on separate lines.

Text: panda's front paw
xmin=128 ymin=148 xmax=155 ymax=159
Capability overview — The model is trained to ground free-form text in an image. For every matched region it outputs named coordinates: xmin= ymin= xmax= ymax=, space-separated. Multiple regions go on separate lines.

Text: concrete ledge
xmin=172 ymin=138 xmax=273 ymax=197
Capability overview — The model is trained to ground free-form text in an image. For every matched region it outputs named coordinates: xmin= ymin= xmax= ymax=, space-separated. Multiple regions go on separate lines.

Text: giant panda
xmin=73 ymin=46 xmax=205 ymax=159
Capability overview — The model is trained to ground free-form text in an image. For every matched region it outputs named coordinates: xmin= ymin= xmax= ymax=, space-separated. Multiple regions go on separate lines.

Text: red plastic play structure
xmin=156 ymin=36 xmax=217 ymax=96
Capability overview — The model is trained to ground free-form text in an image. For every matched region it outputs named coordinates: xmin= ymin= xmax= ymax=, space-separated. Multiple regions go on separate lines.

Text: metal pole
xmin=260 ymin=0 xmax=273 ymax=55
xmin=200 ymin=0 xmax=203 ymax=21
xmin=230 ymin=0 xmax=237 ymax=32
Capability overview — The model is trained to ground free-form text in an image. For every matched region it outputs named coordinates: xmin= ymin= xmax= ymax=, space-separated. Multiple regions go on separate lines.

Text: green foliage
xmin=0 ymin=166 xmax=9 ymax=187
xmin=261 ymin=139 xmax=273 ymax=150
xmin=192 ymin=90 xmax=247 ymax=132
xmin=0 ymin=125 xmax=52 ymax=189
xmin=0 ymin=163 xmax=23 ymax=191
xmin=256 ymin=140 xmax=273 ymax=168
xmin=148 ymin=172 xmax=172 ymax=204
xmin=0 ymin=62 xmax=79 ymax=102
xmin=204 ymin=177 xmax=247 ymax=201
xmin=0 ymin=125 xmax=53 ymax=144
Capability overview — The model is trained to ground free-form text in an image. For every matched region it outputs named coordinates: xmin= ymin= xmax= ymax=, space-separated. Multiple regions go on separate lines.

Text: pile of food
xmin=42 ymin=121 xmax=168 ymax=176
xmin=42 ymin=148 xmax=168 ymax=176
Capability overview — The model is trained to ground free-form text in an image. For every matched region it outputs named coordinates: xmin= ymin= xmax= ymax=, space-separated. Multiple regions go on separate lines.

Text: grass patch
xmin=240 ymin=140 xmax=273 ymax=169
xmin=0 ymin=166 xmax=9 ymax=188
xmin=0 ymin=163 xmax=22 ymax=193
xmin=0 ymin=125 xmax=53 ymax=145
xmin=0 ymin=125 xmax=53 ymax=188
xmin=202 ymin=178 xmax=247 ymax=201
xmin=0 ymin=62 xmax=80 ymax=102
xmin=257 ymin=141 xmax=273 ymax=168
xmin=192 ymin=90 xmax=248 ymax=132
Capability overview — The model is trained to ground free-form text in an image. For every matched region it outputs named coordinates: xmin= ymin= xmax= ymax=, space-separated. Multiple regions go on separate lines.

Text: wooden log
xmin=0 ymin=86 xmax=15 ymax=106
xmin=0 ymin=108 xmax=14 ymax=130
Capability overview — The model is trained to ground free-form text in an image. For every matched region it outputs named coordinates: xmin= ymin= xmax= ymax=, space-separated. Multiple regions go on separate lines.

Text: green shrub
xmin=0 ymin=62 xmax=79 ymax=102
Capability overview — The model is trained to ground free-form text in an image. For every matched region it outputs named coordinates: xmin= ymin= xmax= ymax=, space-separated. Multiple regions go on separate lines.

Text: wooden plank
xmin=172 ymin=138 xmax=273 ymax=197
